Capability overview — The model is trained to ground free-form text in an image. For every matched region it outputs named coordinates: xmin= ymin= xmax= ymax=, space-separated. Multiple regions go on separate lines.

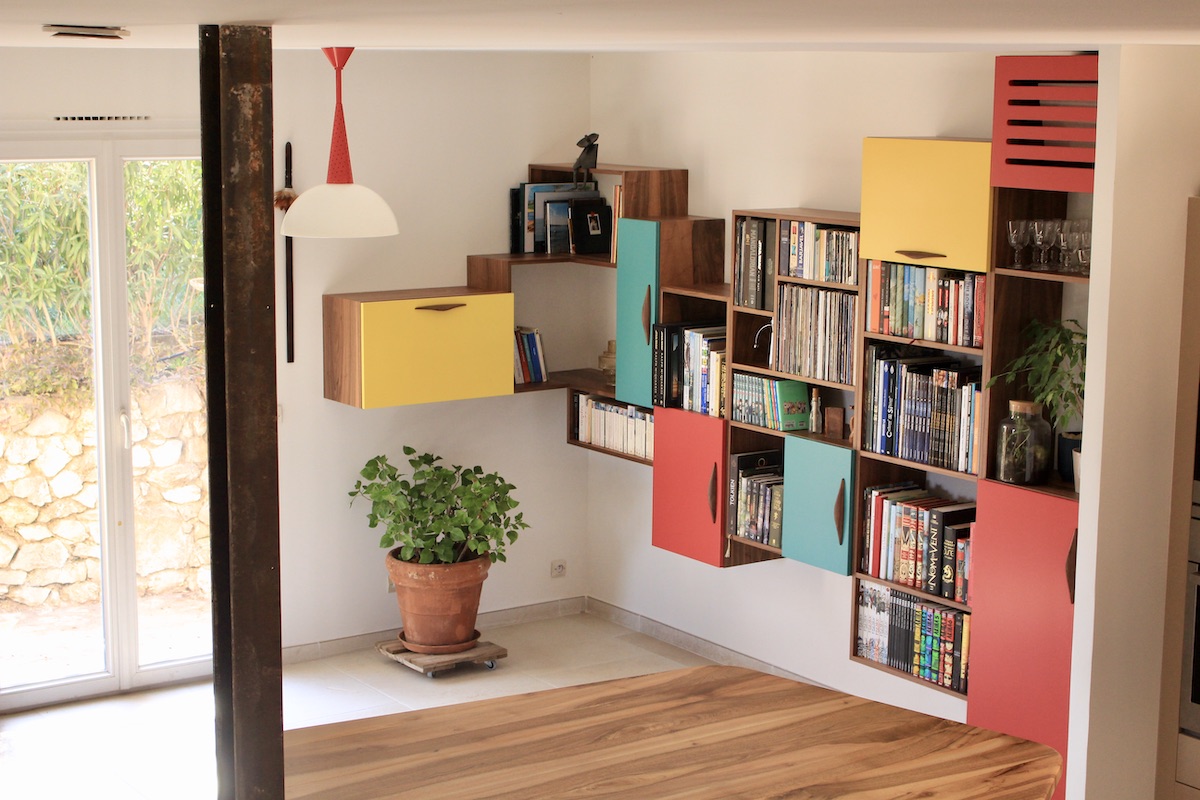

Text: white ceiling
xmin=8 ymin=0 xmax=1200 ymax=51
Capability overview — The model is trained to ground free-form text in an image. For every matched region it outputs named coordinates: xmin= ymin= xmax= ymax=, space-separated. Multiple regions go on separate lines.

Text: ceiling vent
xmin=54 ymin=115 xmax=151 ymax=122
xmin=42 ymin=24 xmax=130 ymax=40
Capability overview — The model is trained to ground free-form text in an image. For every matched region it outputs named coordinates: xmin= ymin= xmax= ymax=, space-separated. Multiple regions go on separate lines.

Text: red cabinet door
xmin=652 ymin=409 xmax=726 ymax=566
xmin=968 ymin=480 xmax=1077 ymax=800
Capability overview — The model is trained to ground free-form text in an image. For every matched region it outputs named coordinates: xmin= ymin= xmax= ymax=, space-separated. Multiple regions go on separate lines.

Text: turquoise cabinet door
xmin=615 ymin=218 xmax=659 ymax=408
xmin=781 ymin=436 xmax=855 ymax=574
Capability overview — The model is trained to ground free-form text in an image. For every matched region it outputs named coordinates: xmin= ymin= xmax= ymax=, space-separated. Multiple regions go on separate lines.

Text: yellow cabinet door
xmin=359 ymin=292 xmax=514 ymax=408
xmin=860 ymin=138 xmax=993 ymax=273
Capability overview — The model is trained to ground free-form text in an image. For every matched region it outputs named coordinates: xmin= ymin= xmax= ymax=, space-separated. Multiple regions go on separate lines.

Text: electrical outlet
xmin=550 ymin=560 xmax=567 ymax=578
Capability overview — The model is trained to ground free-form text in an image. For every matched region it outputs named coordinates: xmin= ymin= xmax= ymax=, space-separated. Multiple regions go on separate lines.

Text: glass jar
xmin=995 ymin=400 xmax=1052 ymax=485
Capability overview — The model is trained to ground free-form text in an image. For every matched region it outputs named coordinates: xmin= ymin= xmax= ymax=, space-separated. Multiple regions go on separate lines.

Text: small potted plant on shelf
xmin=988 ymin=318 xmax=1087 ymax=489
xmin=349 ymin=446 xmax=528 ymax=654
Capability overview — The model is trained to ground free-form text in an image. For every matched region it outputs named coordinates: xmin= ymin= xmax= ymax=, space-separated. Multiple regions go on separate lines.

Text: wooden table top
xmin=284 ymin=665 xmax=1061 ymax=799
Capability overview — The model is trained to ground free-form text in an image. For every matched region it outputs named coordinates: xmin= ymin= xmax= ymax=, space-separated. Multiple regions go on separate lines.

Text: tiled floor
xmin=0 ymin=613 xmax=712 ymax=799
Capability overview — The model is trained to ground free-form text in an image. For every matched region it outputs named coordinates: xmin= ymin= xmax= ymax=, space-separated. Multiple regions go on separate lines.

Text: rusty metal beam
xmin=200 ymin=24 xmax=282 ymax=800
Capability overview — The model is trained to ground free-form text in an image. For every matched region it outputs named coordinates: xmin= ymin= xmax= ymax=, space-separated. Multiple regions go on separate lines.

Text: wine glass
xmin=1006 ymin=220 xmax=1030 ymax=268
xmin=1077 ymin=231 xmax=1092 ymax=276
xmin=1029 ymin=219 xmax=1049 ymax=269
xmin=1033 ymin=219 xmax=1061 ymax=271
xmin=1057 ymin=220 xmax=1076 ymax=272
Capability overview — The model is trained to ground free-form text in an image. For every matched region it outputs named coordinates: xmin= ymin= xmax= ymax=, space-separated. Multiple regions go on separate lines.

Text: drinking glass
xmin=1029 ymin=219 xmax=1052 ymax=270
xmin=1057 ymin=220 xmax=1076 ymax=272
xmin=1006 ymin=219 xmax=1030 ymax=268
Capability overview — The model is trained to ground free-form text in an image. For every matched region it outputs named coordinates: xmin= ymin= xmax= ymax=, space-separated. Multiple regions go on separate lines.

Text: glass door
xmin=0 ymin=141 xmax=209 ymax=711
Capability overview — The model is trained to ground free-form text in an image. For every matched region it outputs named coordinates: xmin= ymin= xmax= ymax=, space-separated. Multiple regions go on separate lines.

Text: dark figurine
xmin=573 ymin=132 xmax=599 ymax=187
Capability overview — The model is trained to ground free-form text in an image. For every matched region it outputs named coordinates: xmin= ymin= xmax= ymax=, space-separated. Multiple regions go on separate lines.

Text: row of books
xmin=781 ymin=221 xmax=859 ymax=284
xmin=572 ymin=394 xmax=654 ymax=460
xmin=771 ymin=284 xmax=857 ymax=385
xmin=865 ymin=261 xmax=987 ymax=348
xmin=513 ymin=326 xmax=549 ymax=384
xmin=856 ymin=580 xmax=971 ymax=693
xmin=861 ymin=345 xmax=983 ymax=474
xmin=860 ymin=482 xmax=974 ymax=603
xmin=726 ymin=449 xmax=785 ymax=547
xmin=732 ymin=217 xmax=778 ymax=310
xmin=508 ymin=180 xmax=615 ymax=258
xmin=730 ymin=373 xmax=810 ymax=432
xmin=732 ymin=218 xmax=861 ymax=311
xmin=651 ymin=321 xmax=726 ymax=415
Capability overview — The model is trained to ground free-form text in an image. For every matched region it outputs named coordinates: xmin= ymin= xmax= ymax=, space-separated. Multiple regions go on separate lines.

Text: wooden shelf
xmin=727 ymin=535 xmax=782 ymax=558
xmin=568 ymin=439 xmax=652 ymax=466
xmin=514 ymin=367 xmax=614 ymax=396
xmin=732 ymin=364 xmax=855 ymax=392
xmin=729 ymin=419 xmax=853 ymax=448
xmin=993 ymin=266 xmax=1090 ymax=285
xmin=978 ymin=477 xmax=1078 ymax=502
xmin=849 ymin=654 xmax=968 ymax=699
xmin=858 ymin=450 xmax=979 ymax=482
xmin=853 ymin=571 xmax=973 ymax=613
xmin=662 ymin=282 xmax=731 ymax=302
xmin=862 ymin=331 xmax=984 ymax=357
xmin=777 ymin=275 xmax=859 ymax=292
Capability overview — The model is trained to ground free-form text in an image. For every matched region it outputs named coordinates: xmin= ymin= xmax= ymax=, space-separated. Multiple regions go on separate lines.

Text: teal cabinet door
xmin=615 ymin=218 xmax=659 ymax=408
xmin=781 ymin=436 xmax=855 ymax=574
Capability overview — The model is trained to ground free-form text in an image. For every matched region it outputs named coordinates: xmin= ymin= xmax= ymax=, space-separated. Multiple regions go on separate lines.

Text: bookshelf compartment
xmin=568 ymin=389 xmax=653 ymax=465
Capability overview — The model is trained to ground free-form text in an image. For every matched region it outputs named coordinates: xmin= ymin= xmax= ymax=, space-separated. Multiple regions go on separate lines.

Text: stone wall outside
xmin=0 ymin=376 xmax=209 ymax=608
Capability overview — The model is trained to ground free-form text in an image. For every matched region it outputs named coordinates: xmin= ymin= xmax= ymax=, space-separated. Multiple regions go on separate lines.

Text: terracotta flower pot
xmin=385 ymin=548 xmax=490 ymax=654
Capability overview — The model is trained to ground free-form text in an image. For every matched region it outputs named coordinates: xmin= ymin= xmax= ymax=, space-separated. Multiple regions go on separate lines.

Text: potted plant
xmin=349 ymin=446 xmax=528 ymax=653
xmin=988 ymin=318 xmax=1087 ymax=488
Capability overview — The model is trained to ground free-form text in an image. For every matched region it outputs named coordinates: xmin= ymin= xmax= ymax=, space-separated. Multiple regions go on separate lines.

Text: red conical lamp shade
xmin=281 ymin=47 xmax=399 ymax=239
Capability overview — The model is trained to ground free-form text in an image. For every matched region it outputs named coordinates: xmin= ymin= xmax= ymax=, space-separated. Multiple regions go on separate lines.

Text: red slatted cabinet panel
xmin=991 ymin=54 xmax=1098 ymax=193
xmin=651 ymin=408 xmax=727 ymax=566
xmin=968 ymin=479 xmax=1078 ymax=800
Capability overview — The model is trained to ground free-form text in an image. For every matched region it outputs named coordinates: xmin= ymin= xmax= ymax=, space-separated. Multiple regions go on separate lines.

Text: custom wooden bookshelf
xmin=849 ymin=134 xmax=1091 ymax=713
xmin=722 ymin=208 xmax=862 ymax=570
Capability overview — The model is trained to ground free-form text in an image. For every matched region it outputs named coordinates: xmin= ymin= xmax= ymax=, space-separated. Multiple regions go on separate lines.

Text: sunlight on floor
xmin=0 ymin=613 xmax=713 ymax=799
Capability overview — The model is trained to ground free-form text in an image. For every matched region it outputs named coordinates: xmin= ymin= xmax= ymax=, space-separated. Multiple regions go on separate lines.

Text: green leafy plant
xmin=349 ymin=446 xmax=528 ymax=565
xmin=988 ymin=318 xmax=1087 ymax=433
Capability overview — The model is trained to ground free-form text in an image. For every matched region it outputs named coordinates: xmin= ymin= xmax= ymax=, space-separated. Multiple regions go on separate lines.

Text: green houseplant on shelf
xmin=988 ymin=318 xmax=1087 ymax=488
xmin=349 ymin=446 xmax=528 ymax=654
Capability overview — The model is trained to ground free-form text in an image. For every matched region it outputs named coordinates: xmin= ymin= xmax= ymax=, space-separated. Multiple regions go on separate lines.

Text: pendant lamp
xmin=281 ymin=47 xmax=399 ymax=238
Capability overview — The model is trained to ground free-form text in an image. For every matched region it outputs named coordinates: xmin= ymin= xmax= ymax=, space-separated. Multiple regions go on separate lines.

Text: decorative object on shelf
xmin=281 ymin=47 xmax=399 ymax=239
xmin=572 ymin=132 xmax=599 ymax=187
xmin=995 ymin=399 xmax=1052 ymax=485
xmin=810 ymin=387 xmax=823 ymax=434
xmin=349 ymin=447 xmax=528 ymax=653
xmin=987 ymin=318 xmax=1087 ymax=485
xmin=598 ymin=339 xmax=617 ymax=384
xmin=274 ymin=141 xmax=298 ymax=363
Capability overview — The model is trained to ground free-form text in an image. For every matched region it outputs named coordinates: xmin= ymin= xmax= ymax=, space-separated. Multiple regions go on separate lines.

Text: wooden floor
xmin=284 ymin=665 xmax=1061 ymax=799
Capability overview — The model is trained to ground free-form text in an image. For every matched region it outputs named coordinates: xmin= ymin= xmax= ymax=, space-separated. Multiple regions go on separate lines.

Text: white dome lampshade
xmin=281 ymin=47 xmax=399 ymax=239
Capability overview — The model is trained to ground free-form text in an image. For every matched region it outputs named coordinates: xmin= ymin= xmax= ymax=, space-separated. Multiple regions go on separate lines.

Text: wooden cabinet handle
xmin=1066 ymin=527 xmax=1078 ymax=604
xmin=895 ymin=250 xmax=947 ymax=261
xmin=709 ymin=463 xmax=718 ymax=524
xmin=833 ymin=478 xmax=846 ymax=546
xmin=415 ymin=303 xmax=467 ymax=312
xmin=642 ymin=286 xmax=652 ymax=346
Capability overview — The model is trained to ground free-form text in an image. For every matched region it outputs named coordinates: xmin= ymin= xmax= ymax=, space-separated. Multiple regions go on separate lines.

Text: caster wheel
xmin=426 ymin=671 xmax=436 ymax=679
xmin=484 ymin=660 xmax=497 ymax=670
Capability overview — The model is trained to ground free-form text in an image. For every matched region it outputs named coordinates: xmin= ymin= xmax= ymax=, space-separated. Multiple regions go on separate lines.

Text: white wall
xmin=271 ymin=50 xmax=597 ymax=647
xmin=586 ymin=50 xmax=997 ymax=720
xmin=1069 ymin=45 xmax=1200 ymax=800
